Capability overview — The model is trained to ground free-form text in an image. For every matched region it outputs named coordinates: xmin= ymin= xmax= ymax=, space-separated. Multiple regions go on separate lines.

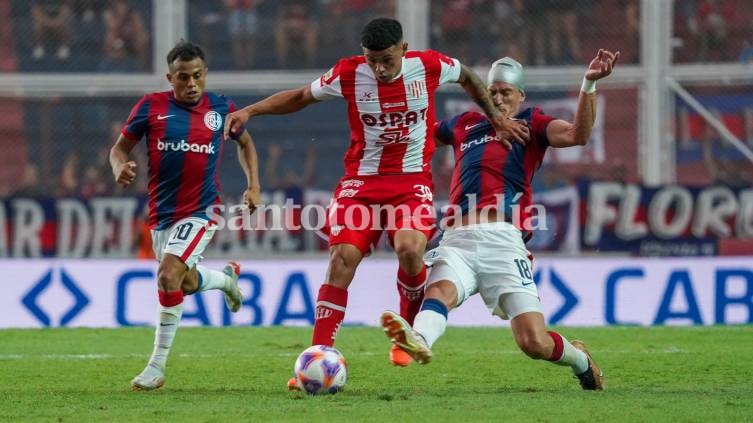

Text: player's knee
xmin=425 ymin=282 xmax=457 ymax=307
xmin=327 ymin=245 xmax=361 ymax=286
xmin=516 ymin=333 xmax=550 ymax=360
xmin=330 ymin=247 xmax=358 ymax=270
xmin=157 ymin=267 xmax=183 ymax=292
xmin=394 ymin=240 xmax=424 ymax=265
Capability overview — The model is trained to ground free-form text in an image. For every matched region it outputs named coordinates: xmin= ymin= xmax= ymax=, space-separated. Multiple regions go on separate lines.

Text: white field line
xmin=0 ymin=348 xmax=689 ymax=361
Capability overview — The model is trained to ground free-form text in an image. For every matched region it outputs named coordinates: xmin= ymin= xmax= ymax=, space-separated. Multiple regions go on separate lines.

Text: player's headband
xmin=487 ymin=57 xmax=525 ymax=94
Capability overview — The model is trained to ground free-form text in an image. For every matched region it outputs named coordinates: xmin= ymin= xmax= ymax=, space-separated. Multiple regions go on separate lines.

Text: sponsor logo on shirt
xmin=383 ymin=101 xmax=406 ymax=109
xmin=360 ymin=108 xmax=428 ymax=127
xmin=157 ymin=139 xmax=216 ymax=154
xmin=459 ymin=134 xmax=500 ymax=152
xmin=341 ymin=179 xmax=364 ymax=188
xmin=338 ymin=189 xmax=359 ymax=198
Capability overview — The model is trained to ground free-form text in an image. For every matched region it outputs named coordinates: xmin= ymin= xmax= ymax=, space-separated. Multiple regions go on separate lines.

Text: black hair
xmin=360 ymin=17 xmax=403 ymax=51
xmin=166 ymin=40 xmax=206 ymax=66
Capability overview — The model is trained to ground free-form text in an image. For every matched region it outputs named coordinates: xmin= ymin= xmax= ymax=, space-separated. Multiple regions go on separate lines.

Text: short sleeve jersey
xmin=310 ymin=50 xmax=461 ymax=176
xmin=122 ymin=91 xmax=239 ymax=229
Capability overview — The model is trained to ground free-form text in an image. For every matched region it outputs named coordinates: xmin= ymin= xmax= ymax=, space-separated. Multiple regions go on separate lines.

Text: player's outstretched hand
xmin=490 ymin=115 xmax=530 ymax=150
xmin=115 ymin=161 xmax=137 ymax=187
xmin=224 ymin=109 xmax=250 ymax=139
xmin=242 ymin=187 xmax=262 ymax=214
xmin=585 ymin=49 xmax=620 ymax=81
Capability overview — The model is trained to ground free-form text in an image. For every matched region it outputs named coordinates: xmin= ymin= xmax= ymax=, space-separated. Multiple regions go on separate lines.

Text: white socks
xmin=562 ymin=341 xmax=589 ymax=375
xmin=147 ymin=303 xmax=183 ymax=371
xmin=412 ymin=309 xmax=447 ymax=348
xmin=549 ymin=331 xmax=589 ymax=375
xmin=197 ymin=265 xmax=231 ymax=293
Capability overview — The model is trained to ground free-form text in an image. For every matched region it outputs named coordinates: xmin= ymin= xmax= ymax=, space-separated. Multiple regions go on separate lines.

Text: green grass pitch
xmin=1 ymin=325 xmax=752 ymax=422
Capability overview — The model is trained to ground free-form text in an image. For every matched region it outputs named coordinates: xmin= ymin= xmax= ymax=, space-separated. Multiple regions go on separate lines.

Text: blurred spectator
xmin=527 ymin=0 xmax=581 ymax=65
xmin=740 ymin=38 xmax=753 ymax=64
xmin=72 ymin=0 xmax=103 ymax=23
xmin=374 ymin=0 xmax=396 ymax=16
xmin=13 ymin=164 xmax=42 ymax=197
xmin=432 ymin=0 xmax=473 ymax=62
xmin=71 ymin=0 xmax=106 ymax=68
xmin=686 ymin=0 xmax=735 ymax=62
xmin=264 ymin=143 xmax=316 ymax=251
xmin=58 ymin=152 xmax=79 ymax=197
xmin=31 ymin=0 xmax=74 ymax=61
xmin=473 ymin=0 xmax=526 ymax=66
xmin=80 ymin=165 xmax=108 ymax=198
xmin=274 ymin=0 xmax=319 ymax=68
xmin=99 ymin=0 xmax=149 ymax=72
xmin=319 ymin=0 xmax=347 ymax=65
xmin=225 ymin=0 xmax=262 ymax=69
xmin=622 ymin=1 xmax=640 ymax=64
xmin=532 ymin=163 xmax=571 ymax=193
xmin=265 ymin=143 xmax=316 ymax=191
xmin=339 ymin=0 xmax=378 ymax=52
xmin=133 ymin=206 xmax=155 ymax=259
xmin=702 ymin=127 xmax=752 ymax=187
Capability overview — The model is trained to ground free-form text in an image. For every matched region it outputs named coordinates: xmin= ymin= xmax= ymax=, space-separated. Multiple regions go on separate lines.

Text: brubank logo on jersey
xmin=157 ymin=139 xmax=216 ymax=154
xmin=360 ymin=108 xmax=428 ymax=128
xmin=460 ymin=133 xmax=501 ymax=151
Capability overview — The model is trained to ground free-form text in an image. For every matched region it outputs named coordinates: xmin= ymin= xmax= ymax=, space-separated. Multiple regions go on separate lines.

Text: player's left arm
xmin=548 ymin=49 xmax=620 ymax=148
xmin=456 ymin=64 xmax=529 ymax=148
xmin=234 ymin=130 xmax=262 ymax=213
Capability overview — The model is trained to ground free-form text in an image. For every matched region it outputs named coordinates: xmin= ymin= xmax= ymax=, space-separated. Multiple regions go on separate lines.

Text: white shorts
xmin=426 ymin=221 xmax=542 ymax=320
xmin=151 ymin=217 xmax=217 ymax=269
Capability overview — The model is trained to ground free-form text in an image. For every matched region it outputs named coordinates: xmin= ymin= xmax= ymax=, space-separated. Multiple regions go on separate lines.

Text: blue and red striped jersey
xmin=434 ymin=107 xmax=554 ymax=238
xmin=122 ymin=91 xmax=239 ymax=230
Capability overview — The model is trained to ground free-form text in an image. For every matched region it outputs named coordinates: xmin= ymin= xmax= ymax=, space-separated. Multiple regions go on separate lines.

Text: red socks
xmin=397 ymin=265 xmax=427 ymax=325
xmin=547 ymin=331 xmax=565 ymax=362
xmin=158 ymin=290 xmax=184 ymax=307
xmin=311 ymin=284 xmax=348 ymax=346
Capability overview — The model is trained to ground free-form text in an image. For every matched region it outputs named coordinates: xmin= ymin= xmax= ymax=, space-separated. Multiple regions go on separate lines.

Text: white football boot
xmin=131 ymin=364 xmax=165 ymax=391
xmin=380 ymin=310 xmax=433 ymax=364
xmin=222 ymin=261 xmax=243 ymax=313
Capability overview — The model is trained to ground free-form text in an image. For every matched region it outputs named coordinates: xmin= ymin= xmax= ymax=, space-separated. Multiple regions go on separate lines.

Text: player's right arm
xmin=225 ymin=60 xmax=348 ymax=138
xmin=224 ymin=85 xmax=320 ymax=138
xmin=111 ymin=95 xmax=149 ymax=188
xmin=109 ymin=134 xmax=139 ymax=187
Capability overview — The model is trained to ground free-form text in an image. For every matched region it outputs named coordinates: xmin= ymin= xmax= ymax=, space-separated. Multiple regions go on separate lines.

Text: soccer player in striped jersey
xmin=225 ymin=17 xmax=529 ymax=382
xmin=381 ymin=49 xmax=620 ymax=390
xmin=109 ymin=40 xmax=262 ymax=391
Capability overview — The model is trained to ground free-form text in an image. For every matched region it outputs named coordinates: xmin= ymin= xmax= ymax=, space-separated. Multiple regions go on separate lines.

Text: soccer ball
xmin=293 ymin=345 xmax=347 ymax=394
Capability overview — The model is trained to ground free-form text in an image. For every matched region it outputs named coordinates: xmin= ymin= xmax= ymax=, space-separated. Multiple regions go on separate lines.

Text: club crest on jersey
xmin=329 ymin=224 xmax=344 ymax=237
xmin=204 ymin=111 xmax=222 ymax=131
xmin=408 ymin=80 xmax=427 ymax=98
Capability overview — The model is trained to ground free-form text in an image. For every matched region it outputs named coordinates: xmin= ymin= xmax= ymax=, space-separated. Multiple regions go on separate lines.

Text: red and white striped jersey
xmin=310 ymin=50 xmax=461 ymax=176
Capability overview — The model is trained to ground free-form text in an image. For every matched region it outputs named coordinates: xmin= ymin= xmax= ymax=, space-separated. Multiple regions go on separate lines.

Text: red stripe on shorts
xmin=180 ymin=224 xmax=207 ymax=262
